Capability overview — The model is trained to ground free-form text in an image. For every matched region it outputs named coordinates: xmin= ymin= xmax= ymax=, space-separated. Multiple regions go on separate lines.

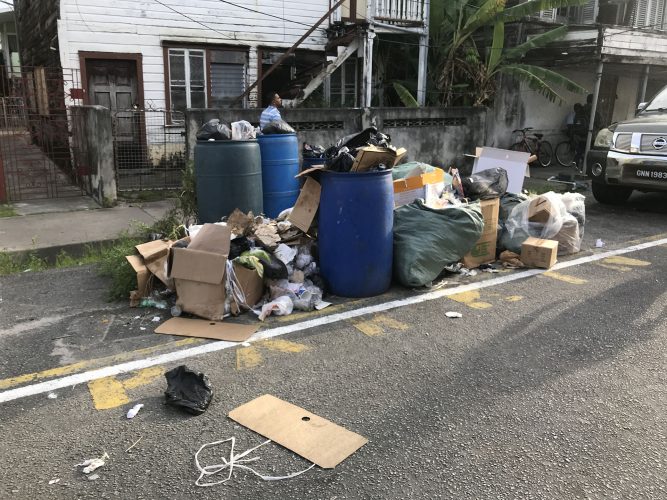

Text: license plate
xmin=634 ymin=168 xmax=667 ymax=181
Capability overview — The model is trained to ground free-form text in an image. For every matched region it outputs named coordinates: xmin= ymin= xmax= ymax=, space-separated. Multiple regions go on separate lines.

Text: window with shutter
xmin=580 ymin=0 xmax=598 ymax=24
xmin=210 ymin=63 xmax=245 ymax=107
xmin=166 ymin=46 xmax=248 ymax=112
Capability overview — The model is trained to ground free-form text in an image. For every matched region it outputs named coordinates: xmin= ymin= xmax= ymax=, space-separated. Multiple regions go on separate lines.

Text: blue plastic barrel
xmin=194 ymin=140 xmax=263 ymax=223
xmin=257 ymin=133 xmax=300 ymax=218
xmin=318 ymin=170 xmax=394 ymax=297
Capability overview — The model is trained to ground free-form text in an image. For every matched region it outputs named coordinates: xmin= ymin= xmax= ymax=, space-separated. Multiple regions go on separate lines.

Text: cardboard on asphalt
xmin=155 ymin=318 xmax=257 ymax=342
xmin=229 ymin=394 xmax=368 ymax=469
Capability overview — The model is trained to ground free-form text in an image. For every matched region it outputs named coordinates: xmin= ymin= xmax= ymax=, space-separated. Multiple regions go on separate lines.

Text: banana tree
xmin=432 ymin=0 xmax=589 ymax=106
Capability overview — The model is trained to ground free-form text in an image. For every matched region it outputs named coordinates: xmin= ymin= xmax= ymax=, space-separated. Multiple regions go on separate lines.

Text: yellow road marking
xmin=505 ymin=295 xmax=524 ymax=302
xmin=353 ymin=320 xmax=384 ymax=336
xmin=353 ymin=314 xmax=409 ymax=337
xmin=449 ymin=291 xmax=493 ymax=309
xmin=236 ymin=346 xmax=263 ymax=370
xmin=596 ymin=263 xmax=632 ymax=272
xmin=602 ymin=256 xmax=651 ymax=267
xmin=542 ymin=271 xmax=588 ymax=285
xmin=88 ymin=366 xmax=164 ymax=410
xmin=236 ymin=339 xmax=311 ymax=370
xmin=275 ymin=303 xmax=347 ymax=322
xmin=88 ymin=377 xmax=129 ymax=410
xmin=0 ymin=338 xmax=199 ymax=391
xmin=259 ymin=339 xmax=310 ymax=353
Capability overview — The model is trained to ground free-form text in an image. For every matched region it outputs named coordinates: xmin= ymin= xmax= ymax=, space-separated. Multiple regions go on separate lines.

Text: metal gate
xmin=0 ymin=66 xmax=84 ymax=201
xmin=112 ymin=110 xmax=185 ymax=192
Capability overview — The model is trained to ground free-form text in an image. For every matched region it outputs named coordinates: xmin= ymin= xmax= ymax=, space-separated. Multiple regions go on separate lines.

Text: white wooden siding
xmin=59 ymin=0 xmax=331 ymax=108
xmin=602 ymin=27 xmax=667 ymax=66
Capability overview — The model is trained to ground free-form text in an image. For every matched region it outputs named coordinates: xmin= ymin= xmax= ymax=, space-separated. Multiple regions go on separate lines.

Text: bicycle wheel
xmin=537 ymin=141 xmax=553 ymax=167
xmin=555 ymin=141 xmax=575 ymax=167
xmin=510 ymin=141 xmax=530 ymax=153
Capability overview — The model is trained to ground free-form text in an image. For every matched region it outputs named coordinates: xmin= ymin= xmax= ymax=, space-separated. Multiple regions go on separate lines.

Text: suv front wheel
xmin=592 ymin=181 xmax=633 ymax=205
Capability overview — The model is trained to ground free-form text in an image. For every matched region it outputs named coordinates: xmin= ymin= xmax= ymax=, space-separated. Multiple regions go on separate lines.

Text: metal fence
xmin=112 ymin=110 xmax=186 ymax=192
xmin=0 ymin=66 xmax=84 ymax=201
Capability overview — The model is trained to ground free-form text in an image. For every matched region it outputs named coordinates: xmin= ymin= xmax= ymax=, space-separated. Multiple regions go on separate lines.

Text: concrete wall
xmin=70 ymin=105 xmax=117 ymax=206
xmin=487 ymin=69 xmax=596 ymax=149
xmin=185 ymin=107 xmax=487 ymax=172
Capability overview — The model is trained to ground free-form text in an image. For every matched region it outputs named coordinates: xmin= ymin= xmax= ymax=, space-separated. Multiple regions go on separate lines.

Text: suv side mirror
xmin=637 ymin=102 xmax=648 ymax=113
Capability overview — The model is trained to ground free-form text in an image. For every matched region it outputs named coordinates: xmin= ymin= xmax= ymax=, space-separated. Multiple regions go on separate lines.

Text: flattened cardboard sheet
xmin=155 ymin=318 xmax=258 ymax=341
xmin=229 ymin=394 xmax=368 ymax=469
xmin=125 ymin=255 xmax=150 ymax=298
xmin=288 ymin=177 xmax=321 ymax=233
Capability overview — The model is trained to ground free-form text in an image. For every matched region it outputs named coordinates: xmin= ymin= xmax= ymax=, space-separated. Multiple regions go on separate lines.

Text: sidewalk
xmin=0 ymin=196 xmax=176 ymax=255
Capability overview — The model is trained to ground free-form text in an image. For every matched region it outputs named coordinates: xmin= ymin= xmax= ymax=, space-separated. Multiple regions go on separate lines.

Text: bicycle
xmin=554 ymin=127 xmax=586 ymax=173
xmin=509 ymin=127 xmax=553 ymax=167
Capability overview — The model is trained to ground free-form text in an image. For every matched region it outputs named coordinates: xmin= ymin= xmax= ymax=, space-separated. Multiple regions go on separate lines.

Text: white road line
xmin=1 ymin=237 xmax=666 ymax=404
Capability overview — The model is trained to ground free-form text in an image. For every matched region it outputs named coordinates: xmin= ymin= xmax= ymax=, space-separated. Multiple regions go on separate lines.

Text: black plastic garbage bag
xmin=164 ymin=365 xmax=213 ymax=415
xmin=196 ymin=119 xmax=232 ymax=141
xmin=462 ymin=168 xmax=509 ymax=200
xmin=325 ymin=148 xmax=356 ymax=172
xmin=263 ymin=253 xmax=288 ymax=280
xmin=229 ymin=236 xmax=251 ymax=260
xmin=262 ymin=119 xmax=295 ymax=134
xmin=393 ymin=200 xmax=485 ymax=287
xmin=336 ymin=127 xmax=391 ymax=149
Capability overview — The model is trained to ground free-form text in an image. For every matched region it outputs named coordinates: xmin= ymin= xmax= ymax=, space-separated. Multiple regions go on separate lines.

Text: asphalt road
xmin=0 ymin=191 xmax=666 ymax=499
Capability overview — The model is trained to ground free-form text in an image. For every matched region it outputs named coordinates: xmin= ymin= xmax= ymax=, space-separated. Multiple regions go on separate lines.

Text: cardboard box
xmin=288 ymin=177 xmax=321 ymax=232
xmin=168 ymin=224 xmax=264 ymax=321
xmin=462 ymin=198 xmax=500 ymax=268
xmin=350 ymin=146 xmax=407 ymax=172
xmin=521 ymin=237 xmax=558 ymax=269
xmin=528 ymin=195 xmax=556 ymax=224
xmin=553 ymin=218 xmax=580 ymax=255
xmin=393 ymin=167 xmax=446 ymax=207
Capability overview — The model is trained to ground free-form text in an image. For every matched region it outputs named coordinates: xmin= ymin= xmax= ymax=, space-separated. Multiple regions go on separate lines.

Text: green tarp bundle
xmin=393 ymin=200 xmax=485 ymax=287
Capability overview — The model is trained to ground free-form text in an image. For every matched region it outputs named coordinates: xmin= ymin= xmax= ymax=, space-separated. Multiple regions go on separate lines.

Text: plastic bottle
xmin=171 ymin=305 xmax=182 ymax=317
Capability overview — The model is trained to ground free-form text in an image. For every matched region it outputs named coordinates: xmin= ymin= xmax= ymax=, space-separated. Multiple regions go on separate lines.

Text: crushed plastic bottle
xmin=139 ymin=298 xmax=168 ymax=310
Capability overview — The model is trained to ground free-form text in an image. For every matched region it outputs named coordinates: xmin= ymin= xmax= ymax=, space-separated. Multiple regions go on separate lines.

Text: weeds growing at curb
xmin=0 ymin=205 xmax=17 ymax=218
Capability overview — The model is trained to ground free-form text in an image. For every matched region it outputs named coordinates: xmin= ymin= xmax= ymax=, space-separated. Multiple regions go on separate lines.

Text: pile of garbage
xmin=196 ymin=118 xmax=296 ymax=142
xmin=125 ymin=203 xmax=326 ymax=326
xmin=127 ymin=126 xmax=588 ymax=331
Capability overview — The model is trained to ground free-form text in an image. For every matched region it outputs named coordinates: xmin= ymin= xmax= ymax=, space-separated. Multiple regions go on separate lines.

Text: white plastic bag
xmin=258 ymin=296 xmax=294 ymax=321
xmin=231 ymin=120 xmax=256 ymax=140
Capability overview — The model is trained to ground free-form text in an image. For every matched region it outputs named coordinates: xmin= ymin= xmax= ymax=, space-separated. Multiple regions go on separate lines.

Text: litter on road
xmin=445 ymin=311 xmax=463 ymax=318
xmin=126 ymin=403 xmax=144 ymax=419
xmin=164 ymin=365 xmax=213 ymax=415
xmin=76 ymin=452 xmax=108 ymax=474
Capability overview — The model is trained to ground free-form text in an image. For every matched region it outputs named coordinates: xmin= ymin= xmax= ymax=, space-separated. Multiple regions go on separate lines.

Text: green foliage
xmin=97 ymin=234 xmax=143 ymax=301
xmin=179 ymin=160 xmax=198 ymax=224
xmin=393 ymin=82 xmax=420 ymax=107
xmin=431 ymin=0 xmax=588 ymax=106
xmin=0 ymin=251 xmax=48 ymax=275
xmin=0 ymin=205 xmax=17 ymax=218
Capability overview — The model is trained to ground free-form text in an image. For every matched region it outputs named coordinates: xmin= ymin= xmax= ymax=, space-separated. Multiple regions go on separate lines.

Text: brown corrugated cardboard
xmin=528 ymin=195 xmax=555 ymax=224
xmin=125 ymin=255 xmax=150 ymax=297
xmin=462 ymin=199 xmax=500 ymax=268
xmin=521 ymin=237 xmax=558 ymax=268
xmin=288 ymin=177 xmax=321 ymax=232
xmin=553 ymin=218 xmax=580 ymax=255
xmin=393 ymin=167 xmax=446 ymax=207
xmin=229 ymin=395 xmax=368 ymax=469
xmin=168 ymin=223 xmax=263 ymax=321
xmin=135 ymin=239 xmax=174 ymax=288
xmin=350 ymin=146 xmax=407 ymax=172
xmin=155 ymin=318 xmax=258 ymax=341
